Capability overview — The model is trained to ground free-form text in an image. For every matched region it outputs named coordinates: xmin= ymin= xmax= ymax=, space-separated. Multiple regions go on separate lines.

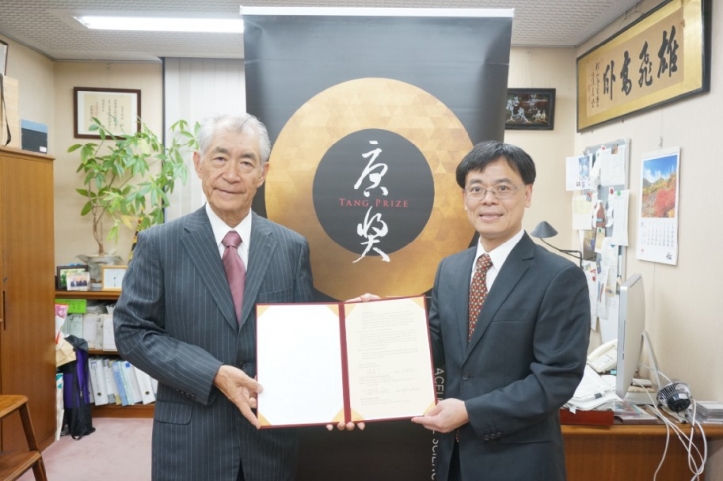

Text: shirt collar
xmin=474 ymin=228 xmax=525 ymax=270
xmin=205 ymin=204 xmax=252 ymax=253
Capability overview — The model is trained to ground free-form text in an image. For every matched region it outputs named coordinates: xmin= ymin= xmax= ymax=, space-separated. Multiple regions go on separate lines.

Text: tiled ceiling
xmin=0 ymin=0 xmax=643 ymax=62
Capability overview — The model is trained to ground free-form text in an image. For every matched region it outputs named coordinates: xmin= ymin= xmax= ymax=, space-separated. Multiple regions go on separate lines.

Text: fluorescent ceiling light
xmin=75 ymin=16 xmax=244 ymax=33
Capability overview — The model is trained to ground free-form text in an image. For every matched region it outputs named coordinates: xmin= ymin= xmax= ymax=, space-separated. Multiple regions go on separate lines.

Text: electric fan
xmin=657 ymin=381 xmax=692 ymax=412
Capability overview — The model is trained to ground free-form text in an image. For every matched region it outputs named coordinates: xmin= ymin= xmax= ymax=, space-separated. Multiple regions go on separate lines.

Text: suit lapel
xmin=466 ymin=234 xmax=535 ymax=358
xmin=239 ymin=213 xmax=276 ymax=328
xmin=181 ymin=208 xmax=238 ymax=330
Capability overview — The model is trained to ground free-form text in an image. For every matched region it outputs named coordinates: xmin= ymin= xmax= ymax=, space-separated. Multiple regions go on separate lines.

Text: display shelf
xmin=56 ymin=289 xmax=153 ymax=418
xmin=54 ymin=290 xmax=120 ymax=300
xmin=91 ymin=403 xmax=154 ymax=419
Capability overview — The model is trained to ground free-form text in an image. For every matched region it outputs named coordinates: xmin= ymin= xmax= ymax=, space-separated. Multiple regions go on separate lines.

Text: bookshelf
xmin=55 ymin=290 xmax=154 ymax=418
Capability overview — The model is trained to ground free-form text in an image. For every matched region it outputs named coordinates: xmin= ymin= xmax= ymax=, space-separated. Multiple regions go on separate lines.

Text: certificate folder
xmin=256 ymin=296 xmax=436 ymax=428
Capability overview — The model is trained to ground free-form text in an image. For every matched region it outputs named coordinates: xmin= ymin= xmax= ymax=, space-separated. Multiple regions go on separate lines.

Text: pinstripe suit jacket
xmin=429 ymin=233 xmax=590 ymax=481
xmin=114 ymin=207 xmax=314 ymax=481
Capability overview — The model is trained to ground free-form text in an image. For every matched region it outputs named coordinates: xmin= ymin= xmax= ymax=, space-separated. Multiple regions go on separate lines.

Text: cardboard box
xmin=0 ymin=75 xmax=21 ymax=149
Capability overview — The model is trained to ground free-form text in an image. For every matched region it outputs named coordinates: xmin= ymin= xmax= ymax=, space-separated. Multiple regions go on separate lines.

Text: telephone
xmin=587 ymin=339 xmax=617 ymax=373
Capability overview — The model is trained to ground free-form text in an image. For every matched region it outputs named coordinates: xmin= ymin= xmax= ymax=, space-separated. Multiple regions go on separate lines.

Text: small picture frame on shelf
xmin=101 ymin=265 xmax=128 ymax=291
xmin=56 ymin=265 xmax=90 ymax=290
xmin=67 ymin=271 xmax=91 ymax=291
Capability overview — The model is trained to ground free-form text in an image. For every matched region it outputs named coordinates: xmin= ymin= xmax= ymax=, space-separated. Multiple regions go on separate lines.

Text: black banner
xmin=243 ymin=9 xmax=511 ymax=480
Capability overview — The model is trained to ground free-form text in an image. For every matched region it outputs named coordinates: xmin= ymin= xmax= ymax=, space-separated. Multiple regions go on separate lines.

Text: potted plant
xmin=68 ymin=117 xmax=198 ymax=283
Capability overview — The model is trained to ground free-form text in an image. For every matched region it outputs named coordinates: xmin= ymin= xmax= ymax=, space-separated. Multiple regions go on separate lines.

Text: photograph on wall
xmin=505 ymin=88 xmax=555 ymax=130
xmin=636 ymin=147 xmax=680 ymax=265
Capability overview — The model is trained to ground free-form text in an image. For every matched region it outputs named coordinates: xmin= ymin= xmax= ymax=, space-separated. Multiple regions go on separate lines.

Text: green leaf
xmin=80 ymin=201 xmax=92 ymax=216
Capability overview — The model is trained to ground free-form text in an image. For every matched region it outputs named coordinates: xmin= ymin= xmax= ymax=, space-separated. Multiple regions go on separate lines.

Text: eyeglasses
xmin=464 ymin=183 xmax=522 ymax=200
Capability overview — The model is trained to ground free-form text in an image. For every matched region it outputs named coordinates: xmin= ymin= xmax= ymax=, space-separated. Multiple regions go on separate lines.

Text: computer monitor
xmin=616 ymin=273 xmax=648 ymax=402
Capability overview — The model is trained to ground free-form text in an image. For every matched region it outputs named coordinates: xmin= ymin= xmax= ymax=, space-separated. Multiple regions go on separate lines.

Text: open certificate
xmin=255 ymin=296 xmax=436 ymax=428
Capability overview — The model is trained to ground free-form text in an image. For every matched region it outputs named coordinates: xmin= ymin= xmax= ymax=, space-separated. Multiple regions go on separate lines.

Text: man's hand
xmin=411 ymin=398 xmax=469 ymax=433
xmin=322 ymin=293 xmax=379 ymax=432
xmin=326 ymin=421 xmax=366 ymax=432
xmin=346 ymin=293 xmax=381 ymax=303
xmin=214 ymin=365 xmax=262 ymax=429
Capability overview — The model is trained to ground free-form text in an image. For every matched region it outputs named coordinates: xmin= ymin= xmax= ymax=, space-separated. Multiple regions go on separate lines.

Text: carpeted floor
xmin=18 ymin=417 xmax=153 ymax=481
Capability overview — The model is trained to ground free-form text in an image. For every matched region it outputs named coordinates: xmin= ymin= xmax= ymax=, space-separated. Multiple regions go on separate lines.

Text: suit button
xmin=462 ymin=372 xmax=469 ymax=381
xmin=240 ymin=362 xmax=247 ymax=370
xmin=483 ymin=435 xmax=490 ymax=441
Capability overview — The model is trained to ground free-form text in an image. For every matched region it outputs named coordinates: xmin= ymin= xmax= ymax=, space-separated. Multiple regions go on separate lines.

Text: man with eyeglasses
xmin=411 ymin=141 xmax=590 ymax=481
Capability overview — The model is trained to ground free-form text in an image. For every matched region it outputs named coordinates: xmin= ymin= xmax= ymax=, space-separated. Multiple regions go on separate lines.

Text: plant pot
xmin=77 ymin=253 xmax=123 ymax=288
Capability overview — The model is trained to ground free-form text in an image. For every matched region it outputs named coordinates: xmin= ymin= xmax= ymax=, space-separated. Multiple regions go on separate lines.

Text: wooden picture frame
xmin=576 ymin=0 xmax=711 ymax=131
xmin=505 ymin=88 xmax=555 ymax=130
xmin=0 ymin=40 xmax=8 ymax=76
xmin=56 ymin=265 xmax=90 ymax=290
xmin=101 ymin=265 xmax=128 ymax=291
xmin=73 ymin=87 xmax=141 ymax=139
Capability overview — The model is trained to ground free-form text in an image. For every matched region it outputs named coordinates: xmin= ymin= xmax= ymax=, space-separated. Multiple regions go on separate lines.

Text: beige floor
xmin=19 ymin=417 xmax=153 ymax=481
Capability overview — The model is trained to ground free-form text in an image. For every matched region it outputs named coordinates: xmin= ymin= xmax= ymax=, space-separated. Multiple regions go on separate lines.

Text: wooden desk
xmin=563 ymin=423 xmax=723 ymax=481
xmin=295 ymin=421 xmax=723 ymax=481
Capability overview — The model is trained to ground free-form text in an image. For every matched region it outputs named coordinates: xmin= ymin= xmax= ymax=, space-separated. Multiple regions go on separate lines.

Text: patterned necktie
xmin=468 ymin=253 xmax=492 ymax=341
xmin=222 ymin=231 xmax=246 ymax=323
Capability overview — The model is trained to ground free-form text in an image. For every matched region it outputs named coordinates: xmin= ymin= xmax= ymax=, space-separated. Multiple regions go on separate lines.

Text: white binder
xmin=88 ymin=358 xmax=109 ymax=406
xmin=133 ymin=366 xmax=157 ymax=404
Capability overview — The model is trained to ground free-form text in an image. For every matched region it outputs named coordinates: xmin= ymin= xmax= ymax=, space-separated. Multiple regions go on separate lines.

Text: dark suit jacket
xmin=429 ymin=233 xmax=590 ymax=481
xmin=114 ymin=208 xmax=314 ymax=481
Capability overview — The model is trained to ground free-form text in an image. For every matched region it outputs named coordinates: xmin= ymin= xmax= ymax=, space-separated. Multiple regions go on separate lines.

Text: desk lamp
xmin=530 ymin=221 xmax=583 ymax=268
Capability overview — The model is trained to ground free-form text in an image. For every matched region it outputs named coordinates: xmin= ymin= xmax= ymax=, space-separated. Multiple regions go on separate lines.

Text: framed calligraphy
xmin=73 ymin=87 xmax=141 ymax=138
xmin=576 ymin=0 xmax=710 ymax=132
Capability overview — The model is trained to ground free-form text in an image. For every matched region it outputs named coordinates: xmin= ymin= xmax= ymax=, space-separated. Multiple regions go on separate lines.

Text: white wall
xmin=507 ymin=47 xmax=578 ymax=256
xmin=52 ymin=62 xmax=163 ymax=265
xmin=574 ymin=0 xmax=722 ymax=405
xmin=0 ymin=35 xmax=55 ymax=152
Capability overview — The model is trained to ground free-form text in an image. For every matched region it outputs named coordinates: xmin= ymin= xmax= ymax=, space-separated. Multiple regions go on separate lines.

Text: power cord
xmin=632 ymin=372 xmax=708 ymax=481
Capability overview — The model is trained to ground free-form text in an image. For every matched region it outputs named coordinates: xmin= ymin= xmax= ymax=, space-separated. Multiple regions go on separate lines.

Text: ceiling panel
xmin=0 ymin=0 xmax=642 ymax=61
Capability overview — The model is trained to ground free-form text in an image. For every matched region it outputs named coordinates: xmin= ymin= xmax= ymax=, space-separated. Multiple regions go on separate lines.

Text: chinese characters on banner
xmin=353 ymin=140 xmax=390 ymax=263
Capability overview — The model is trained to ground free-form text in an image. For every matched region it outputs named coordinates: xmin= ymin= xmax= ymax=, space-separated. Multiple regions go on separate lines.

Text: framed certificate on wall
xmin=74 ymin=87 xmax=141 ymax=138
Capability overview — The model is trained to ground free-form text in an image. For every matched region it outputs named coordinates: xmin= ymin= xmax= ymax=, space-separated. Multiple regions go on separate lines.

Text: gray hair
xmin=197 ymin=113 xmax=271 ymax=163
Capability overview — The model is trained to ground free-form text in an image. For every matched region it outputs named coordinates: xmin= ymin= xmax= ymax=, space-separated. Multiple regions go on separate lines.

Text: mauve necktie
xmin=222 ymin=231 xmax=246 ymax=323
xmin=468 ymin=253 xmax=492 ymax=341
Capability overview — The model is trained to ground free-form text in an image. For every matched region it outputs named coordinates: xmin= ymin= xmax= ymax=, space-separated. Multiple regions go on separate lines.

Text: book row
xmin=62 ymin=309 xmax=116 ymax=351
xmin=88 ymin=357 xmax=157 ymax=407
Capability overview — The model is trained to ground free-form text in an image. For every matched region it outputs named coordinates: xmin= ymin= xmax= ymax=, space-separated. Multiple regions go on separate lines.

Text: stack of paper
xmin=695 ymin=401 xmax=723 ymax=423
xmin=567 ymin=365 xmax=620 ymax=411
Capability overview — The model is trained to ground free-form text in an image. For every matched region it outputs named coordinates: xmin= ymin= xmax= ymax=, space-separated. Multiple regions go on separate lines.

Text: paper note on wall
xmin=572 ymin=195 xmax=592 ymax=231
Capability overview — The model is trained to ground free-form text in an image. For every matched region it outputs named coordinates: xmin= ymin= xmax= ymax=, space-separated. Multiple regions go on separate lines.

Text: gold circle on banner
xmin=266 ymin=77 xmax=474 ymax=300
